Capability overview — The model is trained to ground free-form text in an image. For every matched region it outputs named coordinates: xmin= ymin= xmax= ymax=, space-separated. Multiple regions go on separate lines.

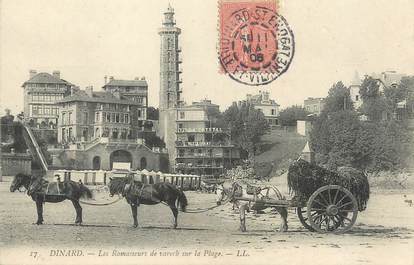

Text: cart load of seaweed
xmin=287 ymin=159 xmax=370 ymax=211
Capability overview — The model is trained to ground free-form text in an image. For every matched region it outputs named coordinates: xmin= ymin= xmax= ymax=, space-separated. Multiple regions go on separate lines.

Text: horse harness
xmin=124 ymin=182 xmax=160 ymax=204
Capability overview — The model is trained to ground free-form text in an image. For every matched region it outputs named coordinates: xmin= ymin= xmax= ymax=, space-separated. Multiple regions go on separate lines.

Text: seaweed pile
xmin=287 ymin=159 xmax=370 ymax=211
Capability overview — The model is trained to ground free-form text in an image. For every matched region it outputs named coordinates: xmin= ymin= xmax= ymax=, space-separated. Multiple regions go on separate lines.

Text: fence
xmin=47 ymin=170 xmax=202 ymax=191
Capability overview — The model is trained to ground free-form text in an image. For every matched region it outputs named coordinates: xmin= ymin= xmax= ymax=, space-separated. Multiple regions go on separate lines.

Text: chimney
xmin=53 ymin=70 xmax=61 ymax=79
xmin=29 ymin=70 xmax=37 ymax=78
xmin=104 ymin=76 xmax=108 ymax=84
xmin=135 ymin=77 xmax=140 ymax=80
xmin=85 ymin=86 xmax=93 ymax=97
xmin=109 ymin=76 xmax=114 ymax=82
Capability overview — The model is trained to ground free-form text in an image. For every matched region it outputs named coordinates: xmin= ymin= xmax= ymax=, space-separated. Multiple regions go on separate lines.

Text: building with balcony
xmin=174 ymin=104 xmax=240 ymax=177
xmin=349 ymin=71 xmax=407 ymax=112
xmin=56 ymin=86 xmax=147 ymax=144
xmin=102 ymin=76 xmax=148 ymax=107
xmin=246 ymin=91 xmax=280 ymax=126
xmin=22 ymin=70 xmax=75 ymax=127
xmin=52 ymin=86 xmax=167 ymax=171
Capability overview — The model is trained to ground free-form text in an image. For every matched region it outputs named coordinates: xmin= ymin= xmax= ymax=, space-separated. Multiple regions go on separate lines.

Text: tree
xmin=147 ymin=107 xmax=159 ymax=120
xmin=322 ymin=81 xmax=353 ymax=114
xmin=311 ymin=110 xmax=361 ymax=169
xmin=311 ymin=79 xmax=413 ymax=172
xmin=278 ymin=105 xmax=309 ymax=126
xmin=359 ymin=76 xmax=392 ymax=121
xmin=218 ymin=102 xmax=269 ymax=159
xmin=143 ymin=132 xmax=165 ymax=148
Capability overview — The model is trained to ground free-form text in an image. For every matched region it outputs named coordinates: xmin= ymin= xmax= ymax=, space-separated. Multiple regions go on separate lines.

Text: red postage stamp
xmin=218 ymin=0 xmax=294 ymax=86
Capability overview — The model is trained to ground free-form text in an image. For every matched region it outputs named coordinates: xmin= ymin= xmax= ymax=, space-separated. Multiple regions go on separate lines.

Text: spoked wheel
xmin=307 ymin=185 xmax=358 ymax=234
xmin=297 ymin=207 xmax=315 ymax=232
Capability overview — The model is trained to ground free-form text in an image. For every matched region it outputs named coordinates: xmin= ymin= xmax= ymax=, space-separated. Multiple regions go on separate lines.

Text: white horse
xmin=216 ymin=182 xmax=288 ymax=232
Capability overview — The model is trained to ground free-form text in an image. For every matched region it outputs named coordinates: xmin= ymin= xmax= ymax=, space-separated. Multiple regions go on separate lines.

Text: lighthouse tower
xmin=158 ymin=5 xmax=183 ymax=170
xmin=158 ymin=4 xmax=182 ymax=141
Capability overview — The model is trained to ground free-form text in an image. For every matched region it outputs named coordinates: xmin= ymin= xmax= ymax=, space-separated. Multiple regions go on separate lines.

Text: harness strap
xmin=138 ymin=184 xmax=145 ymax=199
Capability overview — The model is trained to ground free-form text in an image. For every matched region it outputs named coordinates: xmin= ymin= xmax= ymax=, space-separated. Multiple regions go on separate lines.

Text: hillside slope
xmin=254 ymin=128 xmax=307 ymax=177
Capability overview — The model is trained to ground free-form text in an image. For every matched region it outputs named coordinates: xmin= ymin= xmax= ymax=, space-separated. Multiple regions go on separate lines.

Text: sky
xmin=1 ymin=0 xmax=413 ymax=115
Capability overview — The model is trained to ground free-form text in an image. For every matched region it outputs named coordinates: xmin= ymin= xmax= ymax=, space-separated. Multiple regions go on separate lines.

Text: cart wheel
xmin=297 ymin=207 xmax=315 ymax=232
xmin=307 ymin=185 xmax=358 ymax=234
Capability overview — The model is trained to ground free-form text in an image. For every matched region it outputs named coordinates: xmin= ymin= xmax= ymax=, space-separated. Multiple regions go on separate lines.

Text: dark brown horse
xmin=10 ymin=173 xmax=93 ymax=225
xmin=108 ymin=176 xmax=188 ymax=228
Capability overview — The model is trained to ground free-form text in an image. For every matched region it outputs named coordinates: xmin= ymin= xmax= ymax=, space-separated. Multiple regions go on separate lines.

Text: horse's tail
xmin=177 ymin=190 xmax=188 ymax=212
xmin=79 ymin=184 xmax=93 ymax=199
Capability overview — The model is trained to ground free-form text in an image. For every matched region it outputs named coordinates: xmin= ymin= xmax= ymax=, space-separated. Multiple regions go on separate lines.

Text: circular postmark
xmin=219 ymin=4 xmax=295 ymax=86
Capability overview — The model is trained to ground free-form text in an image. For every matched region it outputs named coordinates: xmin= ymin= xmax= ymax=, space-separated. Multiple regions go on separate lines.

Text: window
xmin=138 ymin=109 xmax=142 ymax=118
xmin=83 ymin=112 xmax=88 ymax=124
xmin=356 ymin=95 xmax=359 ymax=101
xmin=179 ymin=111 xmax=185 ymax=119
xmin=115 ymin=113 xmax=120 ymax=123
xmin=44 ymin=106 xmax=50 ymax=115
xmin=178 ymin=123 xmax=183 ymax=129
xmin=120 ymin=114 xmax=124 ymax=123
xmin=95 ymin=112 xmax=100 ymax=122
xmin=111 ymin=113 xmax=115 ymax=123
xmin=271 ymin=109 xmax=276 ymax=115
xmin=68 ymin=112 xmax=72 ymax=124
xmin=106 ymin=113 xmax=111 ymax=122
xmin=32 ymin=106 xmax=38 ymax=115
xmin=188 ymin=135 xmax=195 ymax=142
xmin=61 ymin=112 xmax=66 ymax=124
xmin=62 ymin=128 xmax=66 ymax=141
xmin=124 ymin=114 xmax=130 ymax=124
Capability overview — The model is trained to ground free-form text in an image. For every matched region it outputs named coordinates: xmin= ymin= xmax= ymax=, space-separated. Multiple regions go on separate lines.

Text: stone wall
xmin=1 ymin=153 xmax=32 ymax=176
xmin=53 ymin=143 xmax=169 ymax=171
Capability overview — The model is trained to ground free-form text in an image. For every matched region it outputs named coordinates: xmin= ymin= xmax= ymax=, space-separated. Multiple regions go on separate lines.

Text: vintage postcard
xmin=0 ymin=0 xmax=413 ymax=264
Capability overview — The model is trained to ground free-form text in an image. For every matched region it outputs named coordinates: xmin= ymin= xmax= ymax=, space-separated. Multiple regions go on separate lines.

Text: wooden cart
xmin=234 ymin=184 xmax=359 ymax=234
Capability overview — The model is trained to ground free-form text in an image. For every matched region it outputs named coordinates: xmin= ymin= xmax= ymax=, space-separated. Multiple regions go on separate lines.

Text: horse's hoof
xmin=279 ymin=225 xmax=288 ymax=232
xmin=35 ymin=222 xmax=43 ymax=225
xmin=133 ymin=224 xmax=138 ymax=228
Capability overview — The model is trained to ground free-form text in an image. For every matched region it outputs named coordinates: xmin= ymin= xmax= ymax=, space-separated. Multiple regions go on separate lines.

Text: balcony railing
xmin=176 ymin=154 xmax=231 ymax=159
xmin=176 ymin=127 xmax=226 ymax=133
xmin=175 ymin=163 xmax=224 ymax=169
xmin=175 ymin=141 xmax=233 ymax=147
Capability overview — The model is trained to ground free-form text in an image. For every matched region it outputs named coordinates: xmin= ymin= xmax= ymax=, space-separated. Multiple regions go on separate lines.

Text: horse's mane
xmin=15 ymin=173 xmax=31 ymax=179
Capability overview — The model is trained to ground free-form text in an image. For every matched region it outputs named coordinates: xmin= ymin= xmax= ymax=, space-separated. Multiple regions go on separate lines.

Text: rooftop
xmin=22 ymin=72 xmax=71 ymax=86
xmin=57 ymin=90 xmax=142 ymax=105
xmin=103 ymin=79 xmax=148 ymax=88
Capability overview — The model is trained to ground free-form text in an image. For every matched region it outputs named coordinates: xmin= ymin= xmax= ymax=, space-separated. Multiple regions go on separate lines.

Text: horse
xmin=216 ymin=181 xmax=288 ymax=232
xmin=200 ymin=181 xmax=218 ymax=193
xmin=9 ymin=173 xmax=93 ymax=225
xmin=107 ymin=176 xmax=188 ymax=229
